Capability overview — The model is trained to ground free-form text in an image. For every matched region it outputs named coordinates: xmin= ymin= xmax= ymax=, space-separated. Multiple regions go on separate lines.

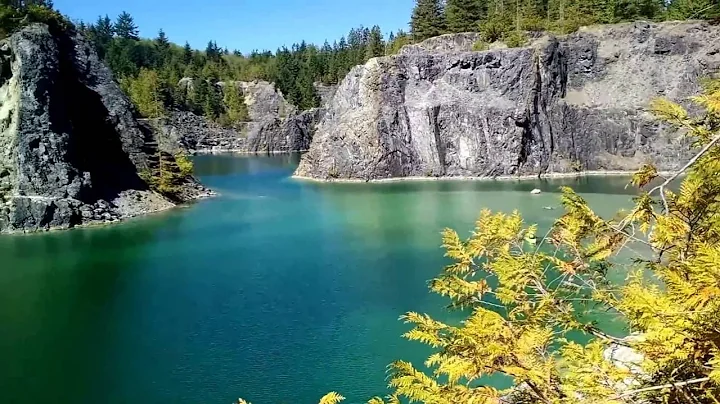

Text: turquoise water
xmin=0 ymin=154 xmax=638 ymax=404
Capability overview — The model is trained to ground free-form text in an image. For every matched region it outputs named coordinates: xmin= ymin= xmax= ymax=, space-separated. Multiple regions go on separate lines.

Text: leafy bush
xmin=471 ymin=40 xmax=489 ymax=52
xmin=0 ymin=3 xmax=70 ymax=40
xmin=175 ymin=153 xmax=194 ymax=177
xmin=503 ymin=30 xmax=529 ymax=48
xmin=479 ymin=18 xmax=507 ymax=43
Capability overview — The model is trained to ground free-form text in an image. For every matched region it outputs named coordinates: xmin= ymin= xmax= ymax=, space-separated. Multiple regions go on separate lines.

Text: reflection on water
xmin=0 ymin=153 xmax=638 ymax=404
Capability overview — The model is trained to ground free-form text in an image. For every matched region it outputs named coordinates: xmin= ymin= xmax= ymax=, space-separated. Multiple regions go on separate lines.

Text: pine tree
xmin=364 ymin=25 xmax=384 ymax=60
xmin=86 ymin=14 xmax=113 ymax=58
xmin=182 ymin=41 xmax=193 ymax=65
xmin=114 ymin=11 xmax=139 ymax=40
xmin=410 ymin=0 xmax=446 ymax=41
xmin=222 ymin=83 xmax=249 ymax=125
xmin=154 ymin=29 xmax=170 ymax=66
xmin=121 ymin=68 xmax=165 ymax=118
xmin=445 ymin=0 xmax=485 ymax=33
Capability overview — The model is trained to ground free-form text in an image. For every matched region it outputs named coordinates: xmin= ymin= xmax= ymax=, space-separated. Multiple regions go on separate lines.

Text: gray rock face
xmin=0 ymin=24 xmax=208 ymax=234
xmin=169 ymin=79 xmax=324 ymax=153
xmin=296 ymin=21 xmax=720 ymax=180
xmin=314 ymin=82 xmax=338 ymax=107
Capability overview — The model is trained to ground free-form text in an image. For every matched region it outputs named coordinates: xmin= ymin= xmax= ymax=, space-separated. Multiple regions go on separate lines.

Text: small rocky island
xmin=295 ymin=21 xmax=720 ymax=181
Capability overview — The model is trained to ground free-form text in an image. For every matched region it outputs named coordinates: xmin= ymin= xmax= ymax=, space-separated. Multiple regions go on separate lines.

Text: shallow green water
xmin=0 ymin=154 xmax=638 ymax=404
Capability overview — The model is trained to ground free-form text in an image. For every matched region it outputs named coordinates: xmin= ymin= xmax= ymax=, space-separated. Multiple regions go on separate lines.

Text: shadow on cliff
xmin=54 ymin=31 xmax=149 ymax=203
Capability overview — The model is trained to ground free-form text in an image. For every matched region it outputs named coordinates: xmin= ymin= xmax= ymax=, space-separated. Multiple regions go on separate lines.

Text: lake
xmin=0 ymin=154 xmax=638 ymax=404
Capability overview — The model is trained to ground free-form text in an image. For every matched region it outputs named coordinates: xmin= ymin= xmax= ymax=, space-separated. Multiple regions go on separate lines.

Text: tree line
xmin=411 ymin=0 xmax=720 ymax=44
xmin=75 ymin=12 xmax=413 ymax=124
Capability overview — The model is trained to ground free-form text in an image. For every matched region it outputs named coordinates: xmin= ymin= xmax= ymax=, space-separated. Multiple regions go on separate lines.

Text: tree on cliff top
xmin=410 ymin=0 xmax=445 ymax=41
xmin=114 ymin=11 xmax=138 ymax=40
xmin=239 ymin=81 xmax=720 ymax=403
xmin=445 ymin=0 xmax=485 ymax=33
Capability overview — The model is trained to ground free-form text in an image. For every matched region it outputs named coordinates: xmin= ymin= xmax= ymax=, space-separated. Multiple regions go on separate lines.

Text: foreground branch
xmin=614 ymin=377 xmax=710 ymax=399
xmin=648 ymin=134 xmax=720 ymax=212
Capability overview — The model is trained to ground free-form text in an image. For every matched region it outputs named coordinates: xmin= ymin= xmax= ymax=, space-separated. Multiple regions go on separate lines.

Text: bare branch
xmin=613 ymin=377 xmax=710 ymax=399
xmin=648 ymin=133 xmax=720 ymax=212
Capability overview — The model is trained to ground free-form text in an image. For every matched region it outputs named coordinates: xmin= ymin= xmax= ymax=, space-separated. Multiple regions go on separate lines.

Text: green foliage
xmin=0 ymin=1 xmax=69 ymax=39
xmin=174 ymin=153 xmax=193 ymax=177
xmin=364 ymin=25 xmax=384 ymax=60
xmin=503 ymin=30 xmax=529 ymax=48
xmin=386 ymin=30 xmax=411 ymax=55
xmin=471 ymin=39 xmax=489 ymax=51
xmin=410 ymin=0 xmax=445 ymax=41
xmin=114 ymin=11 xmax=138 ymax=40
xmin=121 ymin=68 xmax=166 ymax=118
xmin=445 ymin=0 xmax=485 ymax=33
xmin=220 ymin=83 xmax=249 ymax=126
xmin=141 ymin=152 xmax=193 ymax=199
xmin=668 ymin=0 xmax=720 ymax=19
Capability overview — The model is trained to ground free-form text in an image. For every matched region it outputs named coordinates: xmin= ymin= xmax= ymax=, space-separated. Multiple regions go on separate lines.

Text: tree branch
xmin=648 ymin=133 xmax=720 ymax=212
xmin=613 ymin=377 xmax=710 ymax=399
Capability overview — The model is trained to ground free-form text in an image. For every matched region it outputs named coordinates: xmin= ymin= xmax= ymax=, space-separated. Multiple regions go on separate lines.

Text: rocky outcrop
xmin=0 ymin=24 xmax=209 ymax=234
xmin=296 ymin=21 xmax=720 ymax=181
xmin=170 ymin=79 xmax=324 ymax=153
xmin=314 ymin=82 xmax=338 ymax=107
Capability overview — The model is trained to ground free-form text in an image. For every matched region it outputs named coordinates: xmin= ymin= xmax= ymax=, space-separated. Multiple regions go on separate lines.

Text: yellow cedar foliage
xmin=318 ymin=392 xmax=345 ymax=404
xmin=239 ymin=80 xmax=720 ymax=404
xmin=375 ymin=79 xmax=720 ymax=404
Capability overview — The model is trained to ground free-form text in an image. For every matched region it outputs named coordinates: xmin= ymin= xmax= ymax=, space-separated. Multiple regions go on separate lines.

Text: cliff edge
xmin=295 ymin=21 xmax=720 ymax=180
xmin=0 ymin=24 xmax=209 ymax=233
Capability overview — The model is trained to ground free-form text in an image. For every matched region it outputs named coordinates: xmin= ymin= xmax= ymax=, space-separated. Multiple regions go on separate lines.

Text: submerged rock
xmin=296 ymin=21 xmax=720 ymax=180
xmin=0 ymin=24 xmax=208 ymax=234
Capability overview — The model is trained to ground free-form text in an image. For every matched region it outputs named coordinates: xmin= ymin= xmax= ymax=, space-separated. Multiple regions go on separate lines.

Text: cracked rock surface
xmin=295 ymin=21 xmax=720 ymax=180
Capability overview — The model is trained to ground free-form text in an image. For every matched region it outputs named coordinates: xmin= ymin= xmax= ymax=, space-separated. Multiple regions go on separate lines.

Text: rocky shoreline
xmin=292 ymin=169 xmax=674 ymax=183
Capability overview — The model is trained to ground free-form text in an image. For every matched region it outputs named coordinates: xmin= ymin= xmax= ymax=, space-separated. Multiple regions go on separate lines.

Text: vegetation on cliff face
xmin=412 ymin=0 xmax=720 ymax=42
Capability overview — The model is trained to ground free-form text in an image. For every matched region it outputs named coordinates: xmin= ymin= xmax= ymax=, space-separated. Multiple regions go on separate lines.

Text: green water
xmin=0 ymin=154 xmax=638 ymax=404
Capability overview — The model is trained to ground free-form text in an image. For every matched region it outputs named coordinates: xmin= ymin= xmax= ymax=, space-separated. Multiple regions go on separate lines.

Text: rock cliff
xmin=295 ymin=21 xmax=720 ymax=180
xmin=170 ymin=79 xmax=324 ymax=154
xmin=0 ymin=24 xmax=208 ymax=234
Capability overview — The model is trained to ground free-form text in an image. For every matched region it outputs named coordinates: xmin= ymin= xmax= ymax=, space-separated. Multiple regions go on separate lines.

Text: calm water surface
xmin=0 ymin=154 xmax=638 ymax=404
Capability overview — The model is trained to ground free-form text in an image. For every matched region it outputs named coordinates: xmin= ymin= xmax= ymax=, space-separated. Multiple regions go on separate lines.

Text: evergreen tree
xmin=190 ymin=77 xmax=209 ymax=115
xmin=222 ymin=83 xmax=249 ymax=125
xmin=114 ymin=11 xmax=139 ymax=40
xmin=182 ymin=41 xmax=193 ymax=65
xmin=445 ymin=0 xmax=485 ymax=33
xmin=121 ymin=68 xmax=165 ymax=118
xmin=668 ymin=0 xmax=720 ymax=19
xmin=154 ymin=29 xmax=170 ymax=65
xmin=87 ymin=14 xmax=113 ymax=58
xmin=410 ymin=0 xmax=445 ymax=41
xmin=365 ymin=25 xmax=384 ymax=60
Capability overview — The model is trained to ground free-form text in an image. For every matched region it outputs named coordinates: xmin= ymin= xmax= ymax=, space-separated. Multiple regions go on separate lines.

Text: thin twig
xmin=613 ymin=377 xmax=710 ymax=399
xmin=648 ymin=133 xmax=720 ymax=212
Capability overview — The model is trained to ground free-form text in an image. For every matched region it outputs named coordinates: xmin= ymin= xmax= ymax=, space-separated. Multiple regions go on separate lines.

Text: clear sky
xmin=53 ymin=0 xmax=414 ymax=53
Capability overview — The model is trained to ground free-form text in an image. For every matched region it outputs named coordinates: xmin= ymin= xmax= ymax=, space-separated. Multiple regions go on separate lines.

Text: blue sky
xmin=54 ymin=0 xmax=414 ymax=53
